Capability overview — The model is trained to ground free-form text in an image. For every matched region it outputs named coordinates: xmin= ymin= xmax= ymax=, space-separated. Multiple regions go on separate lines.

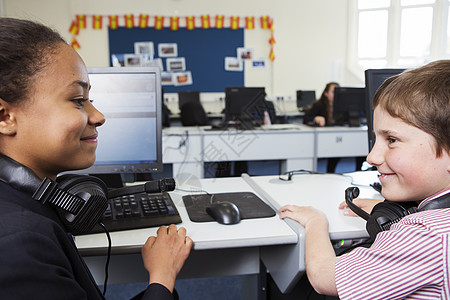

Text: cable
xmin=98 ymin=222 xmax=111 ymax=297
xmin=278 ymin=169 xmax=376 ymax=189
xmin=174 ymin=188 xmax=216 ymax=204
xmin=278 ymin=169 xmax=323 ymax=181
xmin=175 ymin=187 xmax=209 ymax=194
xmin=163 ymin=130 xmax=190 ymax=177
xmin=163 ymin=131 xmax=189 ymax=152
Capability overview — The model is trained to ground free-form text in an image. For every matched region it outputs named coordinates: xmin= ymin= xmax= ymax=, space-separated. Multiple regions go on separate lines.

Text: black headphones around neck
xmin=0 ymin=154 xmax=109 ymax=235
xmin=345 ymin=186 xmax=450 ymax=242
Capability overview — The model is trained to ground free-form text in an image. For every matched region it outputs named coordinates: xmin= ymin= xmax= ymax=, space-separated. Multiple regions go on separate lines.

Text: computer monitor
xmin=224 ymin=87 xmax=267 ymax=125
xmin=296 ymin=90 xmax=316 ymax=110
xmin=333 ymin=87 xmax=366 ymax=127
xmin=178 ymin=90 xmax=200 ymax=110
xmin=365 ymin=69 xmax=405 ymax=150
xmin=71 ymin=67 xmax=163 ymax=184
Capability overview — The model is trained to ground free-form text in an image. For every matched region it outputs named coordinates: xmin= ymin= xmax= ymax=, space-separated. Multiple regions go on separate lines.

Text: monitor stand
xmin=348 ymin=111 xmax=361 ymax=127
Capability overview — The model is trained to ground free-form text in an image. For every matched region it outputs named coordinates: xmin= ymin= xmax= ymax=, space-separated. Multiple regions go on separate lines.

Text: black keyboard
xmin=88 ymin=192 xmax=182 ymax=234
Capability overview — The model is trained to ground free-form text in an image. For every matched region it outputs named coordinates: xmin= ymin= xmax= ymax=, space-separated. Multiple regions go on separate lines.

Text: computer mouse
xmin=206 ymin=201 xmax=241 ymax=225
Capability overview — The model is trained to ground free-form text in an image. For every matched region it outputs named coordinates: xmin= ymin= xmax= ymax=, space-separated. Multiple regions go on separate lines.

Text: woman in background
xmin=304 ymin=82 xmax=365 ymax=173
xmin=303 ymin=82 xmax=339 ymax=127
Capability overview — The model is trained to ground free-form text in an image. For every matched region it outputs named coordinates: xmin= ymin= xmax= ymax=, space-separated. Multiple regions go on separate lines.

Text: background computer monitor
xmin=365 ymin=69 xmax=405 ymax=150
xmin=296 ymin=90 xmax=316 ymax=110
xmin=178 ymin=90 xmax=200 ymax=110
xmin=72 ymin=67 xmax=163 ymax=185
xmin=333 ymin=87 xmax=366 ymax=127
xmin=224 ymin=87 xmax=266 ymax=124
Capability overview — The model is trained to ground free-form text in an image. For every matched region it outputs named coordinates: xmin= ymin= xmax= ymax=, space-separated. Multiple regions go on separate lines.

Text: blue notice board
xmin=108 ymin=27 xmax=244 ymax=93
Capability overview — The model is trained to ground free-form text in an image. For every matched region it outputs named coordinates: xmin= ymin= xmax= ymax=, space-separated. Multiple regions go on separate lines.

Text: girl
xmin=0 ymin=18 xmax=192 ymax=300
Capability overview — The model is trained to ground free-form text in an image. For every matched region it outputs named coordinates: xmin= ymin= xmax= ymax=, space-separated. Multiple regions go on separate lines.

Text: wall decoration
xmin=124 ymin=54 xmax=142 ymax=66
xmin=166 ymin=57 xmax=186 ymax=71
xmin=158 ymin=43 xmax=178 ymax=57
xmin=237 ymin=47 xmax=253 ymax=60
xmin=66 ymin=13 xmax=275 ymax=61
xmin=109 ymin=27 xmax=244 ymax=92
xmin=225 ymin=57 xmax=243 ymax=71
xmin=174 ymin=71 xmax=193 ymax=86
xmin=251 ymin=58 xmax=266 ymax=69
xmin=161 ymin=72 xmax=174 ymax=86
xmin=134 ymin=41 xmax=154 ymax=56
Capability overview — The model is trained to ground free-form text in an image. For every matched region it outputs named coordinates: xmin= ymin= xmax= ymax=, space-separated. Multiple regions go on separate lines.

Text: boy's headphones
xmin=0 ymin=154 xmax=109 ymax=235
xmin=345 ymin=187 xmax=450 ymax=242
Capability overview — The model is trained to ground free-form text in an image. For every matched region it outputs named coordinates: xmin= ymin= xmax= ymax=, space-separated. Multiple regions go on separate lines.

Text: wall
xmin=2 ymin=0 xmax=365 ymax=99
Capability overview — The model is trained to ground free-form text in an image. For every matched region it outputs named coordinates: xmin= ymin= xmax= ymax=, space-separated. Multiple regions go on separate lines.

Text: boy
xmin=279 ymin=60 xmax=450 ymax=299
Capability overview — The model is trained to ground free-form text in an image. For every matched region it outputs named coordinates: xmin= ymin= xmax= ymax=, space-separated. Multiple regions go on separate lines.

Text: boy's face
xmin=367 ymin=107 xmax=450 ymax=202
xmin=6 ymin=44 xmax=105 ymax=180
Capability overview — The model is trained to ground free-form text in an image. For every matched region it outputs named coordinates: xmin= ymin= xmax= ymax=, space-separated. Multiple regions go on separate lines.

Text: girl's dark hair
xmin=318 ymin=82 xmax=339 ymax=122
xmin=318 ymin=82 xmax=339 ymax=105
xmin=0 ymin=18 xmax=66 ymax=104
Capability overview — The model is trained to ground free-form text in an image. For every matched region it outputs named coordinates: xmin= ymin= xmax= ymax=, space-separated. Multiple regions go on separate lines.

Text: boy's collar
xmin=418 ymin=187 xmax=450 ymax=210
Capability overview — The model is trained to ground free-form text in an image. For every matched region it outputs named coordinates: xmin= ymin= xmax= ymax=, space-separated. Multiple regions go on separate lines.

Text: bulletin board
xmin=108 ymin=27 xmax=245 ymax=93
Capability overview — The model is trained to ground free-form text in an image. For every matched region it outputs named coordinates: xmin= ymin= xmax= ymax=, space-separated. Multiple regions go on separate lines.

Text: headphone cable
xmin=98 ymin=222 xmax=111 ymax=297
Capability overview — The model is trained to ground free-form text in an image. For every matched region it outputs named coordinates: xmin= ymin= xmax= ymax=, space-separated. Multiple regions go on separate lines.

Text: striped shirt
xmin=335 ymin=190 xmax=450 ymax=299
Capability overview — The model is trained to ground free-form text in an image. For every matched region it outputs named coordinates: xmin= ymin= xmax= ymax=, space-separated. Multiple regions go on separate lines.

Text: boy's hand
xmin=338 ymin=198 xmax=382 ymax=216
xmin=279 ymin=204 xmax=338 ymax=296
xmin=279 ymin=205 xmax=327 ymax=228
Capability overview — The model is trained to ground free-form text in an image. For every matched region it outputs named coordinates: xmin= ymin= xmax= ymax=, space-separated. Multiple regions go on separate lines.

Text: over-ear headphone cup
xmin=56 ymin=175 xmax=109 ymax=235
xmin=366 ymin=202 xmax=409 ymax=241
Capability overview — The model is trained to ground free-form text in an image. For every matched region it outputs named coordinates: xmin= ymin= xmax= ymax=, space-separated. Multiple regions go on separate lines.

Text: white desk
xmin=76 ymin=171 xmax=382 ymax=295
xmin=162 ymin=127 xmax=204 ymax=179
xmin=162 ymin=125 xmax=369 ymax=180
xmin=242 ymin=171 xmax=382 ymax=293
xmin=314 ymin=126 xmax=369 ymax=159
xmin=202 ymin=124 xmax=315 ymax=173
xmin=76 ymin=177 xmax=297 ymax=288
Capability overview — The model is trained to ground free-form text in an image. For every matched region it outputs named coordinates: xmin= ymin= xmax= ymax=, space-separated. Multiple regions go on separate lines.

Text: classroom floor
xmin=101 ymin=275 xmax=243 ymax=300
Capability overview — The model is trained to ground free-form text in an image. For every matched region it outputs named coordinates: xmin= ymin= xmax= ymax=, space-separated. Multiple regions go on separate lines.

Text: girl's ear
xmin=0 ymin=99 xmax=17 ymax=136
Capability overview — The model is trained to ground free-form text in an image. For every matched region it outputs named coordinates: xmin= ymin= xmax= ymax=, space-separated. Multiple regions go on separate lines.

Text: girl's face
xmin=5 ymin=43 xmax=105 ymax=180
xmin=367 ymin=107 xmax=450 ymax=202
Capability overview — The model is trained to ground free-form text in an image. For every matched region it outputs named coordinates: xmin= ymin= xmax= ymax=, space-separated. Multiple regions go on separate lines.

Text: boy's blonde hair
xmin=373 ymin=60 xmax=450 ymax=157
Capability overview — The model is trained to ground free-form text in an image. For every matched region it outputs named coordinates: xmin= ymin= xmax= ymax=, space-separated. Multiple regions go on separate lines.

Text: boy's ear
xmin=0 ymin=98 xmax=17 ymax=136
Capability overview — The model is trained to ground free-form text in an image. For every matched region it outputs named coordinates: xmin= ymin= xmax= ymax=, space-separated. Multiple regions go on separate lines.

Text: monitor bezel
xmin=365 ymin=68 xmax=405 ymax=151
xmin=332 ymin=87 xmax=366 ymax=127
xmin=296 ymin=90 xmax=316 ymax=109
xmin=224 ymin=86 xmax=266 ymax=123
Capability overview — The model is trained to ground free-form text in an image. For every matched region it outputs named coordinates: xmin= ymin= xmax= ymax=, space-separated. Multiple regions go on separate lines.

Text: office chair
xmin=264 ymin=100 xmax=277 ymax=124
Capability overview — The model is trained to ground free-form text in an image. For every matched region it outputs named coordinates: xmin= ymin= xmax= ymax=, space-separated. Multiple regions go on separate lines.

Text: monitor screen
xmin=224 ymin=87 xmax=266 ymax=123
xmin=333 ymin=87 xmax=366 ymax=127
xmin=73 ymin=67 xmax=163 ymax=176
xmin=296 ymin=90 xmax=316 ymax=110
xmin=178 ymin=90 xmax=200 ymax=110
xmin=365 ymin=69 xmax=405 ymax=150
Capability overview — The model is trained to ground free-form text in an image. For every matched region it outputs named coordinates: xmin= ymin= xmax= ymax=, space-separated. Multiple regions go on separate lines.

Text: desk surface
xmin=244 ymin=171 xmax=382 ymax=240
xmin=75 ymin=177 xmax=297 ymax=255
xmin=77 ymin=172 xmax=382 ymax=292
xmin=76 ymin=172 xmax=381 ymax=254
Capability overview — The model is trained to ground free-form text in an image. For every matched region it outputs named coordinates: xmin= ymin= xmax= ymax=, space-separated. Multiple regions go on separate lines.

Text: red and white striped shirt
xmin=336 ymin=190 xmax=450 ymax=299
